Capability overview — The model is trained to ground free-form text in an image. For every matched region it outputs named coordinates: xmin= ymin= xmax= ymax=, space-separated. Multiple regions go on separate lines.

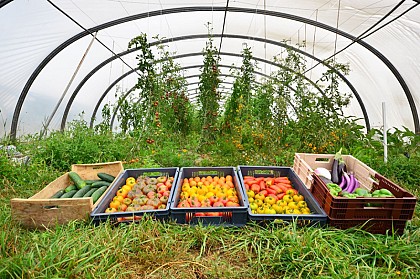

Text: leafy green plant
xmin=198 ymin=28 xmax=221 ymax=143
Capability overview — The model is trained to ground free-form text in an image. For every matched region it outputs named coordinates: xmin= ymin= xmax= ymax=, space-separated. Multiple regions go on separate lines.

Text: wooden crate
xmin=293 ymin=153 xmax=376 ymax=190
xmin=11 ymin=161 xmax=123 ymax=229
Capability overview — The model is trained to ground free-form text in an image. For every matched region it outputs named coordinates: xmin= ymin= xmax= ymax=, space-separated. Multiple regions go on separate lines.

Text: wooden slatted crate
xmin=11 ymin=161 xmax=123 ymax=229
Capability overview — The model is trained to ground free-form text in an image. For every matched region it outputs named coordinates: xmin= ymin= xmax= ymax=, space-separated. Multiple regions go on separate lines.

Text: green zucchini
xmin=91 ymin=181 xmax=111 ymax=188
xmin=68 ymin=171 xmax=87 ymax=189
xmin=97 ymin=173 xmax=115 ymax=183
xmin=91 ymin=186 xmax=108 ymax=203
xmin=73 ymin=185 xmax=93 ymax=198
xmin=50 ymin=189 xmax=65 ymax=199
xmin=84 ymin=179 xmax=102 ymax=185
xmin=83 ymin=188 xmax=98 ymax=198
xmin=60 ymin=189 xmax=77 ymax=198
xmin=65 ymin=184 xmax=77 ymax=193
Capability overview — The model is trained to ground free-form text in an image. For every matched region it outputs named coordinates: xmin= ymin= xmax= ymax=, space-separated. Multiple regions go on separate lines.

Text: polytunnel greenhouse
xmin=1 ymin=1 xmax=420 ymax=278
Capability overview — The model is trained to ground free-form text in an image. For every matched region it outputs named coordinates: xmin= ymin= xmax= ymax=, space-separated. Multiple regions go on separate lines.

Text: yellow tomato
xmin=180 ymin=192 xmax=190 ymax=199
xmin=205 ymin=192 xmax=215 ymax=198
xmin=248 ymin=197 xmax=255 ymax=203
xmin=196 ymin=187 xmax=206 ymax=195
xmin=250 ymin=202 xmax=258 ymax=211
xmin=264 ymin=207 xmax=276 ymax=214
xmin=297 ymin=201 xmax=308 ymax=208
xmin=301 ymin=207 xmax=311 ymax=214
xmin=125 ymin=177 xmax=136 ymax=187
xmin=293 ymin=194 xmax=305 ymax=202
xmin=282 ymin=195 xmax=294 ymax=203
xmin=277 ymin=200 xmax=288 ymax=207
xmin=190 ymin=186 xmax=198 ymax=194
xmin=197 ymin=195 xmax=207 ymax=202
xmin=256 ymin=206 xmax=266 ymax=214
xmin=292 ymin=208 xmax=302 ymax=214
xmin=216 ymin=191 xmax=226 ymax=198
xmin=272 ymin=204 xmax=283 ymax=214
xmin=254 ymin=199 xmax=263 ymax=206
xmin=287 ymin=202 xmax=299 ymax=209
xmin=264 ymin=196 xmax=276 ymax=205
xmin=255 ymin=193 xmax=266 ymax=201
xmin=246 ymin=190 xmax=255 ymax=198
xmin=122 ymin=185 xmax=131 ymax=192
xmin=182 ymin=184 xmax=191 ymax=192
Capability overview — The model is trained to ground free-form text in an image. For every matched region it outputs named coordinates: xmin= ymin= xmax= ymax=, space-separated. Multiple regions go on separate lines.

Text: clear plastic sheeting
xmin=0 ymin=0 xmax=419 ymax=137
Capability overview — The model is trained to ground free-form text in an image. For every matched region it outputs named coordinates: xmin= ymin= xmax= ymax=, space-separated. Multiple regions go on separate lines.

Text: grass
xmin=1 ymin=133 xmax=420 ymax=279
xmin=1 ymin=209 xmax=419 ymax=278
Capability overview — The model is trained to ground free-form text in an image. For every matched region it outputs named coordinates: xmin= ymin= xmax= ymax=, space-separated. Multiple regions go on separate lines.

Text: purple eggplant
xmin=337 ymin=161 xmax=347 ymax=184
xmin=348 ymin=176 xmax=359 ymax=194
xmin=339 ymin=174 xmax=347 ymax=189
xmin=331 ymin=148 xmax=343 ymax=184
xmin=347 ymin=173 xmax=355 ymax=193
xmin=341 ymin=171 xmax=351 ymax=191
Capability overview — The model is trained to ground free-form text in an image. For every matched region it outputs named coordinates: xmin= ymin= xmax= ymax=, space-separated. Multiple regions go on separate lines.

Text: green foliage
xmin=222 ymin=45 xmax=255 ymax=134
xmin=198 ymin=29 xmax=221 ymax=143
xmin=26 ymin=118 xmax=132 ymax=171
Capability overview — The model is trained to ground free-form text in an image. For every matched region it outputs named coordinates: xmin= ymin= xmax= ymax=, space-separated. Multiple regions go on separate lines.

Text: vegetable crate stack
xmin=90 ymin=168 xmax=179 ymax=224
xmin=293 ymin=152 xmax=417 ymax=235
xmin=237 ymin=166 xmax=327 ymax=227
xmin=170 ymin=167 xmax=248 ymax=226
xmin=11 ymin=161 xmax=123 ymax=229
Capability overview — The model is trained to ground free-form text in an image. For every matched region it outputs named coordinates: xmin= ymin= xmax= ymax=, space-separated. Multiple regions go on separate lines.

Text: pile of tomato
xmin=176 ymin=175 xmax=241 ymax=216
xmin=105 ymin=175 xmax=174 ymax=213
xmin=243 ymin=176 xmax=312 ymax=215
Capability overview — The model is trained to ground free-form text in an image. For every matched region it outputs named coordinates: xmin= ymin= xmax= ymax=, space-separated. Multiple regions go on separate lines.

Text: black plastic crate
xmin=170 ymin=167 xmax=248 ymax=226
xmin=237 ymin=166 xmax=327 ymax=226
xmin=91 ymin=168 xmax=179 ymax=224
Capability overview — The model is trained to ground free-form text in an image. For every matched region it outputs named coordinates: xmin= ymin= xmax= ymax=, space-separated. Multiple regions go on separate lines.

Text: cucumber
xmin=50 ymin=189 xmax=65 ymax=199
xmin=91 ymin=186 xmax=108 ymax=203
xmin=65 ymin=184 xmax=77 ymax=193
xmin=68 ymin=171 xmax=87 ymax=189
xmin=97 ymin=173 xmax=115 ymax=183
xmin=91 ymin=181 xmax=111 ymax=188
xmin=60 ymin=189 xmax=77 ymax=198
xmin=73 ymin=185 xmax=93 ymax=198
xmin=84 ymin=179 xmax=102 ymax=185
xmin=83 ymin=188 xmax=98 ymax=198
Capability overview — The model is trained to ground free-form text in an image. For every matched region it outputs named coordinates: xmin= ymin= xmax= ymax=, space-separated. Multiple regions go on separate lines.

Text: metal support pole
xmin=40 ymin=32 xmax=97 ymax=138
xmin=382 ymin=102 xmax=388 ymax=163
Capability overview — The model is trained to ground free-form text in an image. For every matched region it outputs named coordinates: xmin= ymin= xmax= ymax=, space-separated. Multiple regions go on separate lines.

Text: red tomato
xmin=259 ymin=180 xmax=266 ymax=190
xmin=213 ymin=201 xmax=224 ymax=207
xmin=206 ymin=212 xmax=222 ymax=216
xmin=250 ymin=184 xmax=261 ymax=193
xmin=266 ymin=188 xmax=277 ymax=195
xmin=226 ymin=201 xmax=240 ymax=207
xmin=259 ymin=190 xmax=268 ymax=197
xmin=195 ymin=212 xmax=206 ymax=217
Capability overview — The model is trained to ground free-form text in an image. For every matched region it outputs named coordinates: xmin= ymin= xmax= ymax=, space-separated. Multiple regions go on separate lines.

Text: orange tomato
xmin=116 ymin=189 xmax=128 ymax=199
xmin=109 ymin=200 xmax=120 ymax=209
xmin=226 ymin=181 xmax=234 ymax=188
xmin=113 ymin=195 xmax=124 ymax=203
xmin=118 ymin=203 xmax=128 ymax=212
